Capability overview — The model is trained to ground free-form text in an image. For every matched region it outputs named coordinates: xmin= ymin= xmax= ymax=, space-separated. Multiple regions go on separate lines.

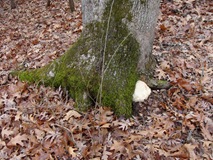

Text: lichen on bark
xmin=15 ymin=0 xmax=158 ymax=117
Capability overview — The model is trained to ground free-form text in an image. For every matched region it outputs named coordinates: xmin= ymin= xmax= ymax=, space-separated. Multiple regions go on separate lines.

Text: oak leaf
xmin=64 ymin=110 xmax=82 ymax=121
xmin=68 ymin=146 xmax=77 ymax=157
xmin=113 ymin=119 xmax=133 ymax=131
xmin=7 ymin=134 xmax=28 ymax=147
xmin=1 ymin=127 xmax=14 ymax=139
xmin=102 ymin=146 xmax=112 ymax=160
xmin=110 ymin=140 xmax=125 ymax=153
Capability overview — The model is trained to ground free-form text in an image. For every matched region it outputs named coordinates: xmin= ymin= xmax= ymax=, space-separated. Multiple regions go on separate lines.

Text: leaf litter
xmin=0 ymin=0 xmax=212 ymax=159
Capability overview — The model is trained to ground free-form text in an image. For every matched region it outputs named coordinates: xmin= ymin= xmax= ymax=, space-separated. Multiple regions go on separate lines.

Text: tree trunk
xmin=46 ymin=0 xmax=75 ymax=12
xmin=10 ymin=0 xmax=16 ymax=9
xmin=69 ymin=0 xmax=75 ymax=12
xmin=17 ymin=0 xmax=160 ymax=117
xmin=46 ymin=0 xmax=51 ymax=7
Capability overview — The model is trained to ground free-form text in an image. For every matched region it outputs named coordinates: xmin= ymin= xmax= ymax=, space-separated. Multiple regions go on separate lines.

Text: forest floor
xmin=0 ymin=0 xmax=212 ymax=159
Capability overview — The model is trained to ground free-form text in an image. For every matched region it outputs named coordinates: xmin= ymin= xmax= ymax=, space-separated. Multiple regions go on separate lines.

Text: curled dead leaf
xmin=64 ymin=110 xmax=82 ymax=121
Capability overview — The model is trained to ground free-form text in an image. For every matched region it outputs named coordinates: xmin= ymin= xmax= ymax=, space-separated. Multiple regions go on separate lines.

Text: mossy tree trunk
xmin=18 ymin=0 xmax=160 ymax=117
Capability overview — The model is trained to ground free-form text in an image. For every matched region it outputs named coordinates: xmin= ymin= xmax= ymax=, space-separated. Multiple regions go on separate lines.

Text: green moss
xmin=140 ymin=0 xmax=146 ymax=4
xmin=104 ymin=0 xmax=133 ymax=22
xmin=14 ymin=0 xmax=148 ymax=117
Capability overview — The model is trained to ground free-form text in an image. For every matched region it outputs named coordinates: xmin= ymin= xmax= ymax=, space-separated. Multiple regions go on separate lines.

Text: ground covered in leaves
xmin=0 ymin=0 xmax=212 ymax=159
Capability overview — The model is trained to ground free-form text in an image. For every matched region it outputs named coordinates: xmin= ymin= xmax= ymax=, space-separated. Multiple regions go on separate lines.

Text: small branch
xmin=104 ymin=33 xmax=131 ymax=74
xmin=141 ymin=76 xmax=172 ymax=90
xmin=54 ymin=123 xmax=76 ymax=146
xmin=97 ymin=0 xmax=115 ymax=106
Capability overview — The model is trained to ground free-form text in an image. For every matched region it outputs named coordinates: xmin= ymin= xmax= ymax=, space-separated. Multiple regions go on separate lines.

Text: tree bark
xmin=69 ymin=0 xmax=75 ymax=12
xmin=46 ymin=0 xmax=51 ymax=7
xmin=17 ymin=0 xmax=160 ymax=117
xmin=10 ymin=0 xmax=16 ymax=9
xmin=46 ymin=0 xmax=75 ymax=12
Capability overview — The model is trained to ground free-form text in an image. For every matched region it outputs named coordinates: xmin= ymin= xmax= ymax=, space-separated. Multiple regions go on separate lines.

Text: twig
xmin=54 ymin=123 xmax=76 ymax=146
xmin=97 ymin=0 xmax=115 ymax=106
xmin=104 ymin=33 xmax=131 ymax=74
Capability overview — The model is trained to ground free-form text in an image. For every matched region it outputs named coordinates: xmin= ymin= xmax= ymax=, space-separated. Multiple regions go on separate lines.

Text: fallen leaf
xmin=64 ymin=110 xmax=82 ymax=120
xmin=1 ymin=127 xmax=14 ymax=139
xmin=102 ymin=145 xmax=112 ymax=160
xmin=110 ymin=140 xmax=125 ymax=153
xmin=7 ymin=134 xmax=28 ymax=147
xmin=177 ymin=79 xmax=193 ymax=92
xmin=68 ymin=146 xmax=77 ymax=157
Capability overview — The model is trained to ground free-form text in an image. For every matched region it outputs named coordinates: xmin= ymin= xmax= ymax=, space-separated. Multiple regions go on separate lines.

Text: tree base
xmin=14 ymin=32 xmax=141 ymax=117
xmin=13 ymin=0 xmax=158 ymax=117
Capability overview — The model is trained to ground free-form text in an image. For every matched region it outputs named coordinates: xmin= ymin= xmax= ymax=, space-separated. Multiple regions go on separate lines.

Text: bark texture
xmin=10 ymin=0 xmax=16 ymax=9
xmin=82 ymin=0 xmax=160 ymax=73
xmin=17 ymin=0 xmax=160 ymax=117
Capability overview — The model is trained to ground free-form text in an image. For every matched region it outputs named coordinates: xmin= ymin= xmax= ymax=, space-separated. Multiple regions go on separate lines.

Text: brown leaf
xmin=183 ymin=144 xmax=197 ymax=160
xmin=32 ymin=39 xmax=39 ymax=45
xmin=110 ymin=140 xmax=125 ymax=153
xmin=113 ymin=119 xmax=133 ymax=131
xmin=8 ymin=81 xmax=27 ymax=95
xmin=15 ymin=111 xmax=22 ymax=121
xmin=160 ymin=24 xmax=167 ymax=32
xmin=0 ymin=139 xmax=6 ymax=147
xmin=68 ymin=146 xmax=77 ymax=157
xmin=101 ymin=123 xmax=111 ymax=128
xmin=102 ymin=147 xmax=112 ymax=160
xmin=34 ymin=128 xmax=45 ymax=141
xmin=201 ymin=95 xmax=213 ymax=105
xmin=169 ymin=145 xmax=189 ymax=159
xmin=7 ymin=134 xmax=28 ymax=147
xmin=177 ymin=79 xmax=193 ymax=92
xmin=126 ymin=134 xmax=142 ymax=143
xmin=1 ymin=127 xmax=14 ymax=139
xmin=200 ymin=117 xmax=213 ymax=141
xmin=64 ymin=110 xmax=82 ymax=121
xmin=97 ymin=107 xmax=113 ymax=125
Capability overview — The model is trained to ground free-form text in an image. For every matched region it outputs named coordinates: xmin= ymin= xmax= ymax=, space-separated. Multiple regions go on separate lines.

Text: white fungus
xmin=132 ymin=80 xmax=151 ymax=102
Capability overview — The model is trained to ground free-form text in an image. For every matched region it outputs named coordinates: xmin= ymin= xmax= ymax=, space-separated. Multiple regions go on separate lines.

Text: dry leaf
xmin=1 ymin=127 xmax=14 ymax=139
xmin=110 ymin=140 xmax=125 ymax=153
xmin=64 ymin=110 xmax=82 ymax=120
xmin=68 ymin=147 xmax=77 ymax=157
xmin=102 ymin=146 xmax=112 ymax=160
xmin=7 ymin=134 xmax=28 ymax=147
